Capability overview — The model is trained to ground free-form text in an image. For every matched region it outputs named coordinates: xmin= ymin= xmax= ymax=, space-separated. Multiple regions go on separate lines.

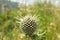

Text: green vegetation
xmin=0 ymin=1 xmax=60 ymax=40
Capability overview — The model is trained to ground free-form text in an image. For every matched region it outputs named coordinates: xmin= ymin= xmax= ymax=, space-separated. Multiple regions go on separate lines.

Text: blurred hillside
xmin=0 ymin=0 xmax=18 ymax=14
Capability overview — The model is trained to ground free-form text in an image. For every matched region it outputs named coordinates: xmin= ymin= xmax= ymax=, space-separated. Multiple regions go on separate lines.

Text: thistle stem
xmin=28 ymin=36 xmax=31 ymax=40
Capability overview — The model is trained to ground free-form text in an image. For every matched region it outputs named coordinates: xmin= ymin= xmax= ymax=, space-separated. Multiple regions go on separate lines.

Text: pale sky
xmin=11 ymin=0 xmax=60 ymax=6
xmin=11 ymin=0 xmax=34 ymax=4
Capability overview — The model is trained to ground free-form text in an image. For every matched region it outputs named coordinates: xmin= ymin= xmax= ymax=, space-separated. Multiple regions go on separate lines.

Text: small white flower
xmin=57 ymin=34 xmax=60 ymax=39
xmin=20 ymin=34 xmax=25 ymax=38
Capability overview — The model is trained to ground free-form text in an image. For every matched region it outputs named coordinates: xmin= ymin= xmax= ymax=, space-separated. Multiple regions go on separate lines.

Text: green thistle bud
xmin=20 ymin=15 xmax=37 ymax=36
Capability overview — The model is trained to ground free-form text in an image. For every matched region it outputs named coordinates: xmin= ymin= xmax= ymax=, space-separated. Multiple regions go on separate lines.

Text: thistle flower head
xmin=20 ymin=15 xmax=37 ymax=36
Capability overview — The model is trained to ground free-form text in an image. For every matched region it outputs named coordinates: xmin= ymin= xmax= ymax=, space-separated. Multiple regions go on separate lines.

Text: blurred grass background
xmin=0 ymin=0 xmax=60 ymax=40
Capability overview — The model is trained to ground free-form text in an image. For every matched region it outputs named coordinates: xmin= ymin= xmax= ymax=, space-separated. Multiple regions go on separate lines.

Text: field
xmin=0 ymin=1 xmax=60 ymax=40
